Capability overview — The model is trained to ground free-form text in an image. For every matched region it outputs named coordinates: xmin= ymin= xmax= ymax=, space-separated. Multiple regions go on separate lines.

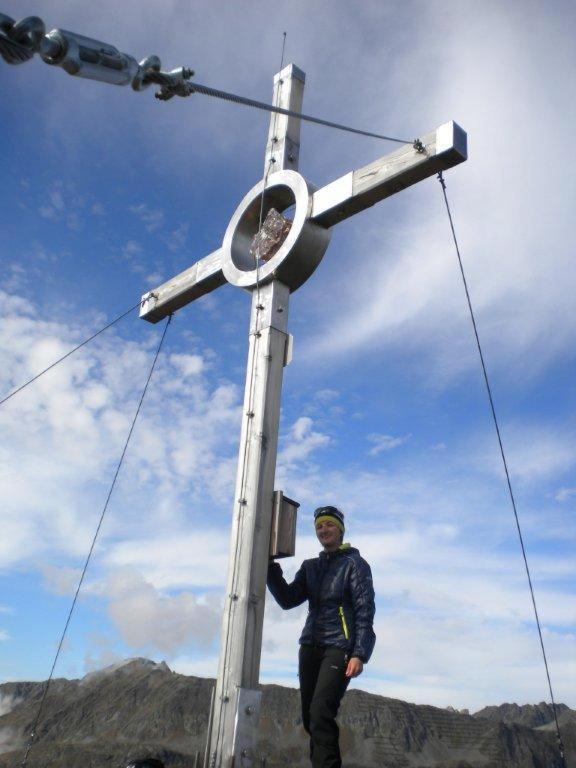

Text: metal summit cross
xmin=140 ymin=64 xmax=467 ymax=768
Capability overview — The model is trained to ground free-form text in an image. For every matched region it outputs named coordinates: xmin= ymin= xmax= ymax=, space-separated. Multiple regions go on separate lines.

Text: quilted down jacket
xmin=267 ymin=544 xmax=376 ymax=662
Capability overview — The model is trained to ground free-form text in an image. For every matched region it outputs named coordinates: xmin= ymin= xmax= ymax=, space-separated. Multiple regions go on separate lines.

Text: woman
xmin=267 ymin=505 xmax=376 ymax=768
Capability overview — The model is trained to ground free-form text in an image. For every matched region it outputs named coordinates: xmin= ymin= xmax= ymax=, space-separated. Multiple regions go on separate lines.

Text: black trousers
xmin=298 ymin=644 xmax=350 ymax=768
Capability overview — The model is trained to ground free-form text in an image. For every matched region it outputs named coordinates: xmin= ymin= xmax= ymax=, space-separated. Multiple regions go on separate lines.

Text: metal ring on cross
xmin=221 ymin=170 xmax=331 ymax=292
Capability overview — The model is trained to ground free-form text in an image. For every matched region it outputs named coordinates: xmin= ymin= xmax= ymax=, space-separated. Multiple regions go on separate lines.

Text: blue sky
xmin=0 ymin=0 xmax=574 ymax=714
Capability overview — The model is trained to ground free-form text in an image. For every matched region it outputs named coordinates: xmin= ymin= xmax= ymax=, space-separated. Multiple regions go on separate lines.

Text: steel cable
xmin=437 ymin=171 xmax=566 ymax=767
xmin=20 ymin=314 xmax=172 ymax=768
xmin=0 ymin=302 xmax=141 ymax=408
xmin=188 ymin=80 xmax=412 ymax=145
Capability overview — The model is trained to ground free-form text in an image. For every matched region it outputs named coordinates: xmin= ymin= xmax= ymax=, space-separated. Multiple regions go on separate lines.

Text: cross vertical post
xmin=207 ymin=64 xmax=306 ymax=768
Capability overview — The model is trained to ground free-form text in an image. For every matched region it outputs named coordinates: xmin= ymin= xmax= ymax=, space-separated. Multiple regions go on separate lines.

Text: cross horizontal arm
xmin=140 ymin=248 xmax=224 ymax=323
xmin=310 ymin=121 xmax=467 ymax=227
xmin=140 ymin=121 xmax=467 ymax=324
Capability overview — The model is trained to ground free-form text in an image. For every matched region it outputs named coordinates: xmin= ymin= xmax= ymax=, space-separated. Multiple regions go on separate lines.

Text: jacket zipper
xmin=338 ymin=605 xmax=349 ymax=640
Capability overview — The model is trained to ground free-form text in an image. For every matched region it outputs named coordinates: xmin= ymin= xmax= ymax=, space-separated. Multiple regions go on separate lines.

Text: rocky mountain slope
xmin=0 ymin=659 xmax=571 ymax=767
xmin=474 ymin=702 xmax=571 ymax=729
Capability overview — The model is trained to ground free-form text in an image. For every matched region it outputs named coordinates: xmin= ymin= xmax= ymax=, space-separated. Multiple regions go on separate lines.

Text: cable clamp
xmin=153 ymin=66 xmax=195 ymax=101
xmin=140 ymin=290 xmax=158 ymax=307
xmin=413 ymin=138 xmax=426 ymax=154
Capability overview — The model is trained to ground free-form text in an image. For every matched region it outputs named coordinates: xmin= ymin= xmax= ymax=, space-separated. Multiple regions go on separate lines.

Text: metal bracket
xmin=232 ymin=687 xmax=262 ymax=767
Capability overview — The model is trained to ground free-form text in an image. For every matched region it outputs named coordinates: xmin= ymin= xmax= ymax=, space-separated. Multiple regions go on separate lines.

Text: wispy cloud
xmin=167 ymin=222 xmax=189 ymax=252
xmin=105 ymin=568 xmax=221 ymax=654
xmin=367 ymin=433 xmax=411 ymax=455
xmin=555 ymin=487 xmax=576 ymax=503
xmin=300 ymin=3 xmax=576 ymax=387
xmin=277 ymin=416 xmax=331 ymax=471
xmin=37 ymin=182 xmax=84 ymax=230
xmin=129 ymin=204 xmax=164 ymax=232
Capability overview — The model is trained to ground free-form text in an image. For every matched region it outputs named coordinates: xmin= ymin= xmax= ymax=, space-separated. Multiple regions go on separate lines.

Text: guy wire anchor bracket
xmin=0 ymin=12 xmax=194 ymax=100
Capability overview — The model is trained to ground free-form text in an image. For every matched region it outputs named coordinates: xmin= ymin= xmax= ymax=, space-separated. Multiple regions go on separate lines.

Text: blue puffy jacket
xmin=267 ymin=544 xmax=376 ymax=663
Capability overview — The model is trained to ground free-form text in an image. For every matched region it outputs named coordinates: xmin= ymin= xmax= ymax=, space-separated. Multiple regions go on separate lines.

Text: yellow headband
xmin=314 ymin=515 xmax=345 ymax=533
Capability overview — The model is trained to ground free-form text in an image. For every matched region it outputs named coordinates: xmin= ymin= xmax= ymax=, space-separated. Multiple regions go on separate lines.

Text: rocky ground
xmin=0 ymin=658 xmax=572 ymax=767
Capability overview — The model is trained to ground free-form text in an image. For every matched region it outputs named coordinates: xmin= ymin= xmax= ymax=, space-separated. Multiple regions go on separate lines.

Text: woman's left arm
xmin=349 ymin=558 xmax=376 ymax=667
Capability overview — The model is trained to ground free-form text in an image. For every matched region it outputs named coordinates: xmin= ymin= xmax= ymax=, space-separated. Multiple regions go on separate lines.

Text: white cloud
xmin=277 ymin=417 xmax=331 ymax=470
xmin=0 ymin=695 xmax=19 ymax=717
xmin=129 ymin=204 xmax=164 ymax=232
xmin=37 ymin=182 xmax=84 ymax=230
xmin=299 ymin=2 xmax=576 ymax=385
xmin=145 ymin=272 xmax=164 ymax=286
xmin=470 ymin=423 xmax=576 ymax=484
xmin=40 ymin=564 xmax=82 ymax=596
xmin=0 ymin=631 xmax=9 ymax=642
xmin=169 ymin=652 xmax=220 ymax=679
xmin=170 ymin=353 xmax=204 ymax=377
xmin=105 ymin=569 xmax=221 ymax=654
xmin=555 ymin=487 xmax=576 ymax=503
xmin=314 ymin=389 xmax=339 ymax=404
xmin=0 ymin=290 xmax=242 ymax=571
xmin=167 ymin=222 xmax=189 ymax=252
xmin=105 ymin=531 xmax=229 ymax=590
xmin=367 ymin=433 xmax=411 ymax=455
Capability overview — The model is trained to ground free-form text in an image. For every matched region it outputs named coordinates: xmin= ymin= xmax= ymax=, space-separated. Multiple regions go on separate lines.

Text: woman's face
xmin=315 ymin=519 xmax=341 ymax=551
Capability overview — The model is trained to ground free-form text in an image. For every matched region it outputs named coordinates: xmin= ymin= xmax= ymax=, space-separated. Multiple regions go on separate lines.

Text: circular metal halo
xmin=221 ymin=170 xmax=330 ymax=292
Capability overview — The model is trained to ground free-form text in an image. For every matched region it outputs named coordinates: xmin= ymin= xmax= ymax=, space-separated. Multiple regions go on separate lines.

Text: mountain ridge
xmin=0 ymin=658 xmax=571 ymax=767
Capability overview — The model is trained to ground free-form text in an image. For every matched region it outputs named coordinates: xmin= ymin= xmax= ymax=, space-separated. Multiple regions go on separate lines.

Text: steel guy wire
xmin=20 ymin=314 xmax=172 ymax=768
xmin=0 ymin=301 xmax=141 ymax=408
xmin=187 ymin=80 xmax=413 ymax=145
xmin=437 ymin=171 xmax=566 ymax=767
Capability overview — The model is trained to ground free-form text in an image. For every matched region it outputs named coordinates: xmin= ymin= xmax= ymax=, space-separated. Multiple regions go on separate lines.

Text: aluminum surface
xmin=263 ymin=63 xmax=305 ymax=174
xmin=221 ymin=170 xmax=331 ymax=292
xmin=142 ymin=121 xmax=467 ymax=322
xmin=210 ymin=281 xmax=291 ymax=767
xmin=207 ymin=66 xmax=306 ymax=767
xmin=231 ymin=688 xmax=262 ymax=766
xmin=140 ymin=248 xmax=224 ymax=323
xmin=311 ymin=120 xmax=467 ymax=227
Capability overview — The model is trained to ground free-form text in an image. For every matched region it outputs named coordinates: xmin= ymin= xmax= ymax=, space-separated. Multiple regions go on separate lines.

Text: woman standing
xmin=267 ymin=506 xmax=376 ymax=768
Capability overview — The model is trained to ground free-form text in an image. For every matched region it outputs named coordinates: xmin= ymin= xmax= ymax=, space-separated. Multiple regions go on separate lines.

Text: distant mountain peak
xmin=82 ymin=657 xmax=172 ymax=682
